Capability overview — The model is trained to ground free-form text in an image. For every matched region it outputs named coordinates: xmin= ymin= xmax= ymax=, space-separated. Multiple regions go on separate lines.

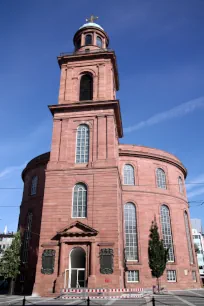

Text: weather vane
xmin=86 ymin=15 xmax=98 ymax=23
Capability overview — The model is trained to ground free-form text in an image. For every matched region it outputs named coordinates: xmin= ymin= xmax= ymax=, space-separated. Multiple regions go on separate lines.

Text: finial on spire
xmin=86 ymin=15 xmax=98 ymax=23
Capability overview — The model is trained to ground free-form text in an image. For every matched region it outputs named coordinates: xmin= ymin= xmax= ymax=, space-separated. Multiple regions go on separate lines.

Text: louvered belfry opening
xmin=79 ymin=74 xmax=93 ymax=101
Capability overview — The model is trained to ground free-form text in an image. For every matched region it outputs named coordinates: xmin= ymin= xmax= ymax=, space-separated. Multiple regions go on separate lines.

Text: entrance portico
xmin=57 ymin=221 xmax=98 ymax=288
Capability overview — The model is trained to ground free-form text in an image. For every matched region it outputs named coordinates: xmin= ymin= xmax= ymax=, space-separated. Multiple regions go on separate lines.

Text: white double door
xmin=66 ymin=247 xmax=86 ymax=288
xmin=65 ymin=268 xmax=85 ymax=288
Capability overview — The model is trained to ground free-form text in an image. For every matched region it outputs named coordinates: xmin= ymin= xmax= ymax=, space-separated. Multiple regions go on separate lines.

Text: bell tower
xmin=33 ymin=18 xmax=124 ymax=295
xmin=49 ymin=17 xmax=123 ymax=166
xmin=58 ymin=16 xmax=119 ymax=103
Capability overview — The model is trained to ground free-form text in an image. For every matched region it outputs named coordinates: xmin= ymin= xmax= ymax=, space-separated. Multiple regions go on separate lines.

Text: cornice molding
xmin=48 ymin=100 xmax=123 ymax=138
xmin=57 ymin=51 xmax=119 ymax=90
xmin=119 ymin=149 xmax=187 ymax=178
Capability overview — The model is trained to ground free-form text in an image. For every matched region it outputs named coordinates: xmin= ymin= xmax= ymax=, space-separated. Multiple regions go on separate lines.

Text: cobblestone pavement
xmin=0 ymin=289 xmax=203 ymax=306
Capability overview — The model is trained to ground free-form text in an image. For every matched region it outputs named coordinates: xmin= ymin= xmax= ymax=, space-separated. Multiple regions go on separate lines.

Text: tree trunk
xmin=157 ymin=277 xmax=160 ymax=293
xmin=8 ymin=278 xmax=15 ymax=295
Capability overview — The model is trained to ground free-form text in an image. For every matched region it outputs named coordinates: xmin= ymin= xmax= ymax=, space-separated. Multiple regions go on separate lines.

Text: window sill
xmin=127 ymin=281 xmax=139 ymax=283
xmin=75 ymin=163 xmax=89 ymax=167
xmin=166 ymin=261 xmax=176 ymax=265
xmin=167 ymin=280 xmax=176 ymax=283
xmin=71 ymin=217 xmax=86 ymax=219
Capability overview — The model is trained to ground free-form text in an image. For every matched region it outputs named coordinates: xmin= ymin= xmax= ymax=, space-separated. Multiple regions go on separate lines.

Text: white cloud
xmin=124 ymin=96 xmax=204 ymax=133
xmin=187 ymin=187 xmax=204 ymax=199
xmin=186 ymin=174 xmax=204 ymax=191
xmin=0 ymin=162 xmax=27 ymax=179
xmin=186 ymin=173 xmax=204 ymax=200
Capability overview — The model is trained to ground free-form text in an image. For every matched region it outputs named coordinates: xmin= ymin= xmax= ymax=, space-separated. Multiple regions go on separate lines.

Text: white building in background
xmin=0 ymin=226 xmax=15 ymax=258
xmin=191 ymin=219 xmax=203 ymax=234
xmin=191 ymin=218 xmax=204 ymax=284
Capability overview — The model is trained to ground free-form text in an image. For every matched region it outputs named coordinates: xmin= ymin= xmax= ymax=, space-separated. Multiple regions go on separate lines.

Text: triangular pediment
xmin=57 ymin=221 xmax=98 ymax=237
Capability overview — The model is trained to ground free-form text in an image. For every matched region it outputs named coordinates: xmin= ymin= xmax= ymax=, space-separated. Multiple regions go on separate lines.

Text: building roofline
xmin=0 ymin=233 xmax=15 ymax=238
xmin=119 ymin=145 xmax=187 ymax=178
xmin=21 ymin=152 xmax=50 ymax=181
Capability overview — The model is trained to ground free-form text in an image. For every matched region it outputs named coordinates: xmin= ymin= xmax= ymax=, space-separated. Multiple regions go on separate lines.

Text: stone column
xmin=59 ymin=242 xmax=66 ymax=276
xmin=90 ymin=242 xmax=96 ymax=276
xmin=49 ymin=119 xmax=62 ymax=162
xmin=88 ymin=242 xmax=96 ymax=288
xmin=97 ymin=116 xmax=107 ymax=160
xmin=107 ymin=115 xmax=116 ymax=159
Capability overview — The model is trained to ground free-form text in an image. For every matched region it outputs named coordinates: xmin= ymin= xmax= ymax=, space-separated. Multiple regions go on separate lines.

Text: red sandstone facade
xmin=17 ymin=21 xmax=201 ymax=296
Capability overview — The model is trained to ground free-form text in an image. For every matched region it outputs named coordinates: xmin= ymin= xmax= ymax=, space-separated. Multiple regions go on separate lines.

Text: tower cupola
xmin=73 ymin=15 xmax=109 ymax=52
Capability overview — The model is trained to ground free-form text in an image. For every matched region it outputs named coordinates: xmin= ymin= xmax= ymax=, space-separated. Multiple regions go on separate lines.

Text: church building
xmin=17 ymin=18 xmax=201 ymax=296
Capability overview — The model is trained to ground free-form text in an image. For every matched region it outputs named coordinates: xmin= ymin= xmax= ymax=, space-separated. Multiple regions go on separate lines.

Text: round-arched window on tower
xmin=75 ymin=37 xmax=81 ymax=50
xmin=85 ymin=34 xmax=92 ymax=45
xmin=96 ymin=36 xmax=102 ymax=48
xmin=72 ymin=183 xmax=87 ymax=218
xmin=80 ymin=74 xmax=93 ymax=101
xmin=76 ymin=124 xmax=89 ymax=163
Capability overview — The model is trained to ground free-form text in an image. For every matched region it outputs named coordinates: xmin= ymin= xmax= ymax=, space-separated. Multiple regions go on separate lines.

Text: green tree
xmin=148 ymin=220 xmax=169 ymax=292
xmin=0 ymin=231 xmax=21 ymax=294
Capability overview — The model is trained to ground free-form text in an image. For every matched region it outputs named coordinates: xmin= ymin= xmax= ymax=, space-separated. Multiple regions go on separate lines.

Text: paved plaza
xmin=0 ymin=289 xmax=204 ymax=306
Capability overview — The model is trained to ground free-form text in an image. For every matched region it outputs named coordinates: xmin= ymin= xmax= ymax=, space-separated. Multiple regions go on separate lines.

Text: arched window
xmin=72 ymin=183 xmax=87 ymax=218
xmin=156 ymin=168 xmax=167 ymax=189
xmin=85 ymin=34 xmax=92 ymax=45
xmin=160 ymin=205 xmax=174 ymax=262
xmin=124 ymin=203 xmax=138 ymax=260
xmin=31 ymin=176 xmax=38 ymax=195
xmin=22 ymin=212 xmax=33 ymax=263
xmin=76 ymin=124 xmax=89 ymax=163
xmin=123 ymin=164 xmax=135 ymax=185
xmin=178 ymin=176 xmax=183 ymax=194
xmin=75 ymin=37 xmax=81 ymax=49
xmin=96 ymin=36 xmax=102 ymax=48
xmin=80 ymin=74 xmax=93 ymax=101
xmin=184 ymin=211 xmax=194 ymax=264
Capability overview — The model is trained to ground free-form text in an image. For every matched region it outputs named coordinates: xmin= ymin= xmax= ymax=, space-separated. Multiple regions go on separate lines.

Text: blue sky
xmin=0 ymin=0 xmax=204 ymax=232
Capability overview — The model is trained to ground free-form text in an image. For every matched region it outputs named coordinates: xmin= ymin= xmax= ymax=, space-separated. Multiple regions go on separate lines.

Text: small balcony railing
xmin=59 ymin=48 xmax=114 ymax=57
